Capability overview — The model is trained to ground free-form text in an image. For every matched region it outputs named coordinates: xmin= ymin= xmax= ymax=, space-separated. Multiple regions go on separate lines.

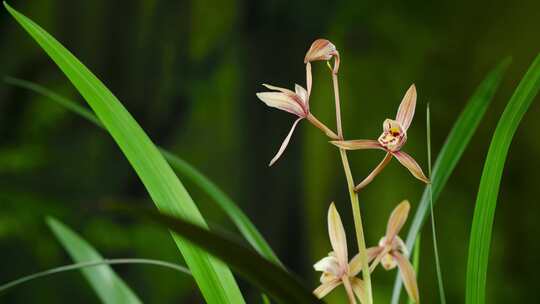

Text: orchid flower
xmin=313 ymin=203 xmax=366 ymax=303
xmin=368 ymin=200 xmax=420 ymax=303
xmin=257 ymin=84 xmax=338 ymax=166
xmin=331 ymin=84 xmax=429 ymax=190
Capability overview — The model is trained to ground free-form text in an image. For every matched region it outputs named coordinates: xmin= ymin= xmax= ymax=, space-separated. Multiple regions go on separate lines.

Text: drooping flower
xmin=257 ymin=83 xmax=338 ymax=166
xmin=368 ymin=200 xmax=420 ymax=303
xmin=304 ymin=39 xmax=340 ymax=93
xmin=331 ymin=84 xmax=429 ymax=190
xmin=313 ymin=203 xmax=365 ymax=303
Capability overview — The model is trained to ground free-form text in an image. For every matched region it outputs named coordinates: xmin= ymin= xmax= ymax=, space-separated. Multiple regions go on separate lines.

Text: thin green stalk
xmin=0 ymin=258 xmax=191 ymax=294
xmin=427 ymin=104 xmax=446 ymax=304
xmin=333 ymin=72 xmax=373 ymax=304
xmin=407 ymin=235 xmax=421 ymax=304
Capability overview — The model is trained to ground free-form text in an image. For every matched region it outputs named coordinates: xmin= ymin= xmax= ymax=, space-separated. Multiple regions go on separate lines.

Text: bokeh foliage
xmin=1 ymin=0 xmax=539 ymax=303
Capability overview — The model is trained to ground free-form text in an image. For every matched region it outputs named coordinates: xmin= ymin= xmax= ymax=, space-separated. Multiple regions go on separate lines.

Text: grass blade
xmin=46 ymin=217 xmax=143 ymax=304
xmin=407 ymin=235 xmax=421 ymax=304
xmin=3 ymin=3 xmax=245 ymax=303
xmin=108 ymin=204 xmax=323 ymax=304
xmin=466 ymin=53 xmax=540 ymax=304
xmin=391 ymin=59 xmax=511 ymax=303
xmin=427 ymin=104 xmax=446 ymax=304
xmin=4 ymin=76 xmax=282 ymax=266
xmin=0 ymin=258 xmax=190 ymax=295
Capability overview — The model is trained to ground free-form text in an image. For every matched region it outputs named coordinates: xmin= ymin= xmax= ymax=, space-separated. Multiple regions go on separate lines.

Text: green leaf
xmin=46 ymin=217 xmax=142 ymax=304
xmin=3 ymin=76 xmax=282 ymax=266
xmin=466 ymin=53 xmax=540 ymax=304
xmin=108 ymin=204 xmax=323 ymax=304
xmin=391 ymin=59 xmax=511 ymax=303
xmin=0 ymin=258 xmax=191 ymax=295
xmin=3 ymin=3 xmax=245 ymax=303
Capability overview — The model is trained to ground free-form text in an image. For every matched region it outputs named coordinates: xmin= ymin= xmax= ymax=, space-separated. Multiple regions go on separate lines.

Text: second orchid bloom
xmin=332 ymin=84 xmax=430 ymax=190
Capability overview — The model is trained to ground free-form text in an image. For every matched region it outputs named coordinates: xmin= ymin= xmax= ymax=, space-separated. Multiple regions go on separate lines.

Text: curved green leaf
xmin=391 ymin=59 xmax=511 ymax=303
xmin=46 ymin=217 xmax=142 ymax=304
xmin=466 ymin=53 xmax=540 ymax=304
xmin=3 ymin=76 xmax=281 ymax=266
xmin=109 ymin=205 xmax=323 ymax=304
xmin=3 ymin=3 xmax=245 ymax=303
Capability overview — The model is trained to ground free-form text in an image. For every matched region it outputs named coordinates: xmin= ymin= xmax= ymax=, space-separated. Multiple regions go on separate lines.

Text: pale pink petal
xmin=328 ymin=203 xmax=348 ymax=267
xmin=330 ymin=139 xmax=385 ymax=151
xmin=313 ymin=279 xmax=341 ymax=299
xmin=304 ymin=39 xmax=337 ymax=63
xmin=393 ymin=252 xmax=420 ymax=303
xmin=393 ymin=151 xmax=430 ymax=184
xmin=395 ymin=84 xmax=417 ymax=131
xmin=268 ymin=118 xmax=302 ymax=166
xmin=354 ymin=153 xmax=393 ymax=191
xmin=294 ymin=84 xmax=309 ymax=110
xmin=385 ymin=200 xmax=411 ymax=242
xmin=261 ymin=83 xmax=295 ymax=95
xmin=350 ymin=277 xmax=367 ymax=304
xmin=256 ymin=92 xmax=305 ymax=117
xmin=349 ymin=246 xmax=383 ymax=276
xmin=306 ymin=62 xmax=313 ymax=97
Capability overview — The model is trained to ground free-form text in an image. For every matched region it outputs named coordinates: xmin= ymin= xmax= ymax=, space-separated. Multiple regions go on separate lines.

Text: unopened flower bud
xmin=304 ymin=39 xmax=338 ymax=63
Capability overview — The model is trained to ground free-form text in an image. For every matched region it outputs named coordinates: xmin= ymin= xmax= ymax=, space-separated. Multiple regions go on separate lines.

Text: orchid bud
xmin=304 ymin=39 xmax=338 ymax=63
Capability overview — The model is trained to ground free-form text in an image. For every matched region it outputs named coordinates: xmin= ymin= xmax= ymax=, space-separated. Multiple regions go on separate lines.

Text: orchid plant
xmin=257 ymin=39 xmax=429 ymax=303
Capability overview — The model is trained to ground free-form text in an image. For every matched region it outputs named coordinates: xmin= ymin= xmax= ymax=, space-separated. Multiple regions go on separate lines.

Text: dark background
xmin=1 ymin=0 xmax=539 ymax=303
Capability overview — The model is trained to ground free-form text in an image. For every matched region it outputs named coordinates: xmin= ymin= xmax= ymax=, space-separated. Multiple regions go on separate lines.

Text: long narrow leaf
xmin=466 ymin=53 xmax=540 ymax=304
xmin=0 ymin=258 xmax=190 ymax=294
xmin=3 ymin=3 xmax=245 ymax=303
xmin=4 ymin=76 xmax=282 ymax=266
xmin=46 ymin=217 xmax=143 ymax=304
xmin=108 ymin=204 xmax=323 ymax=304
xmin=391 ymin=59 xmax=511 ymax=303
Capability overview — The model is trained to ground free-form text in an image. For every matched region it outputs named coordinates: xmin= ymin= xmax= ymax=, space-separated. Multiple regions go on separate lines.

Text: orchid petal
xmin=394 ymin=252 xmax=420 ymax=303
xmin=393 ymin=151 xmax=430 ymax=183
xmin=314 ymin=255 xmax=340 ymax=277
xmin=350 ymin=277 xmax=367 ymax=304
xmin=295 ymin=84 xmax=309 ymax=109
xmin=354 ymin=152 xmax=393 ymax=191
xmin=261 ymin=83 xmax=295 ymax=95
xmin=385 ymin=200 xmax=411 ymax=242
xmin=328 ymin=203 xmax=348 ymax=267
xmin=349 ymin=246 xmax=383 ymax=276
xmin=256 ymin=92 xmax=305 ymax=117
xmin=306 ymin=62 xmax=313 ymax=96
xmin=396 ymin=84 xmax=417 ymax=131
xmin=330 ymin=139 xmax=385 ymax=151
xmin=313 ymin=279 xmax=341 ymax=299
xmin=268 ymin=118 xmax=302 ymax=166
xmin=304 ymin=39 xmax=337 ymax=63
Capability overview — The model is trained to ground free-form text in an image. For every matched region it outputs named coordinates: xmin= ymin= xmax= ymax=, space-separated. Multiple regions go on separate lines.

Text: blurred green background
xmin=1 ymin=0 xmax=540 ymax=303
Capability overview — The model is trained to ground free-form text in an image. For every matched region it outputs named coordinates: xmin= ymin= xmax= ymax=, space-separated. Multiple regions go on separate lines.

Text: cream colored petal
xmin=354 ymin=152 xmax=393 ymax=191
xmin=393 ymin=151 xmax=430 ymax=184
xmin=294 ymin=84 xmax=309 ymax=108
xmin=330 ymin=139 xmax=385 ymax=151
xmin=396 ymin=84 xmax=417 ymax=131
xmin=261 ymin=83 xmax=295 ymax=95
xmin=313 ymin=279 xmax=341 ymax=299
xmin=268 ymin=118 xmax=302 ymax=166
xmin=349 ymin=246 xmax=383 ymax=276
xmin=328 ymin=203 xmax=348 ymax=267
xmin=304 ymin=39 xmax=337 ymax=63
xmin=314 ymin=255 xmax=340 ymax=277
xmin=350 ymin=277 xmax=367 ymax=304
xmin=256 ymin=92 xmax=305 ymax=117
xmin=394 ymin=252 xmax=420 ymax=303
xmin=385 ymin=200 xmax=411 ymax=242
xmin=305 ymin=62 xmax=313 ymax=96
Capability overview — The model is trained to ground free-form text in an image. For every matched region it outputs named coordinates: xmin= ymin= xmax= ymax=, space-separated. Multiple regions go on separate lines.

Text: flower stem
xmin=343 ymin=277 xmax=358 ymax=304
xmin=306 ymin=113 xmax=340 ymax=140
xmin=332 ymin=72 xmax=374 ymax=304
